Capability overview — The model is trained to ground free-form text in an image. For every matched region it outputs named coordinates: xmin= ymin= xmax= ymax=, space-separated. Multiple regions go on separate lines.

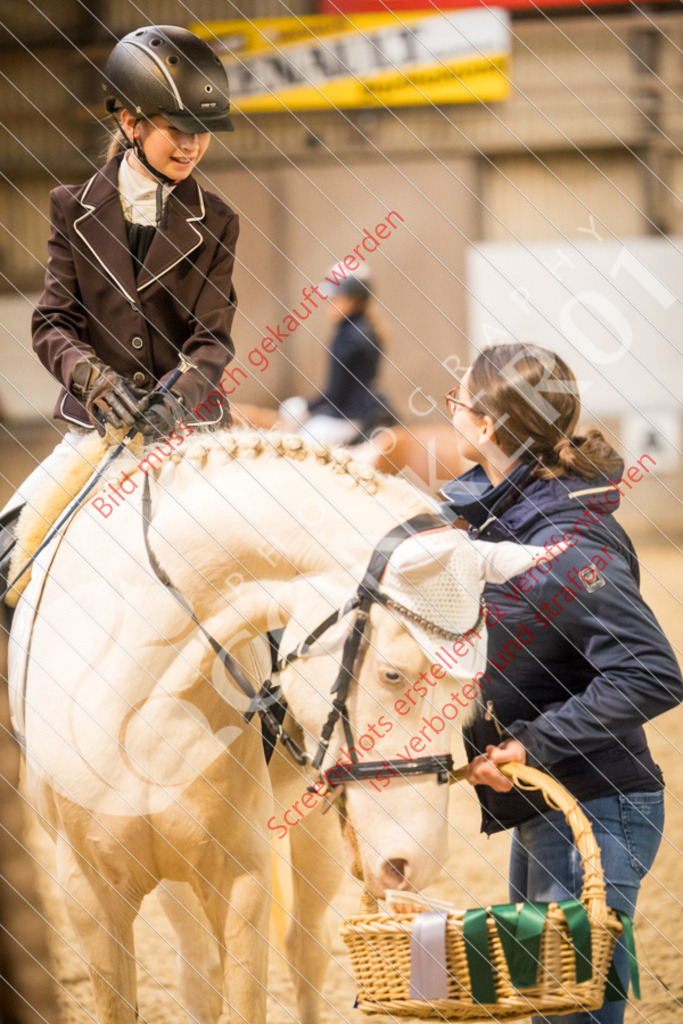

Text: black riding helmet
xmin=103 ymin=25 xmax=234 ymax=134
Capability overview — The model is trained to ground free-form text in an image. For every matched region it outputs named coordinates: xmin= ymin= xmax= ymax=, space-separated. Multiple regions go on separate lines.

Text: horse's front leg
xmin=156 ymin=881 xmax=223 ymax=1024
xmin=223 ymin=862 xmax=271 ymax=1024
xmin=190 ymin=755 xmax=273 ymax=1024
xmin=269 ymin=738 xmax=346 ymax=1024
xmin=191 ymin=844 xmax=271 ymax=1024
xmin=285 ymin=805 xmax=345 ymax=1024
xmin=56 ymin=836 xmax=143 ymax=1024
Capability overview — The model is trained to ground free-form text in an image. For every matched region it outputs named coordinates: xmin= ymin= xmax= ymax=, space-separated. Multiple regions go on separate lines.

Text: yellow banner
xmin=192 ymin=10 xmax=510 ymax=113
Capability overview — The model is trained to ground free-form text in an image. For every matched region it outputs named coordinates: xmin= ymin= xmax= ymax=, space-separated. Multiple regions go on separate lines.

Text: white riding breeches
xmin=1 ymin=429 xmax=94 ymax=520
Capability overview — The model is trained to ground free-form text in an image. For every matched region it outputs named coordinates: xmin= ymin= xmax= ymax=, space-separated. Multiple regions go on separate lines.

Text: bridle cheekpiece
xmin=278 ymin=513 xmax=484 ymax=789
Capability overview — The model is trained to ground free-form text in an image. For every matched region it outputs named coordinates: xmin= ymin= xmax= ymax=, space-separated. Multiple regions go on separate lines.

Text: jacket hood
xmin=440 ymin=463 xmax=624 ymax=540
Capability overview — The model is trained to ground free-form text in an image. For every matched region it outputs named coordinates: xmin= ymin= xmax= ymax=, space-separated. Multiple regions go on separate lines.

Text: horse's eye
xmin=379 ymin=665 xmax=402 ymax=686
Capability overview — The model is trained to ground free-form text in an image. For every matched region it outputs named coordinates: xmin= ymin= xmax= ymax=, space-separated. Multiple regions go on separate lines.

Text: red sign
xmin=318 ymin=0 xmax=669 ymax=12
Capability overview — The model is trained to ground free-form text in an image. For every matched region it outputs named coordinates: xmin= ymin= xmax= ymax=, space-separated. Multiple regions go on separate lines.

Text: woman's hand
xmin=465 ymin=738 xmax=527 ymax=792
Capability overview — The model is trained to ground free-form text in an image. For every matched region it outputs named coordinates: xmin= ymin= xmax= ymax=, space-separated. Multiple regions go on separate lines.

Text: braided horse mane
xmin=155 ymin=428 xmax=427 ymax=509
xmin=6 ymin=427 xmax=427 ymax=607
xmin=166 ymin=429 xmax=381 ymax=483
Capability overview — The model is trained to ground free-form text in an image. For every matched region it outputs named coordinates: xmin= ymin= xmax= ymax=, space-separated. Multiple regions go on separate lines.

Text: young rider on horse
xmin=1 ymin=25 xmax=239 ymax=574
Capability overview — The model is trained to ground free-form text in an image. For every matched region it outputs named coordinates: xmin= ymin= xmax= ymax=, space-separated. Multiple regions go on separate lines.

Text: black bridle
xmin=142 ymin=485 xmax=479 ymax=790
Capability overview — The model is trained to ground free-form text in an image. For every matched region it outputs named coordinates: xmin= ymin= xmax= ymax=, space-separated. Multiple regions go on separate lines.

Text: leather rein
xmin=142 ymin=477 xmax=479 ymax=789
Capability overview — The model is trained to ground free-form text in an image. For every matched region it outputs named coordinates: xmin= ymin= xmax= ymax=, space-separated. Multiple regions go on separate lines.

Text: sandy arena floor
xmin=3 ymin=423 xmax=682 ymax=1024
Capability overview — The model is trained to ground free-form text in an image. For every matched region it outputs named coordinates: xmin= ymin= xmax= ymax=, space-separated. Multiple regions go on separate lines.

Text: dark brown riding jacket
xmin=32 ymin=154 xmax=239 ymax=427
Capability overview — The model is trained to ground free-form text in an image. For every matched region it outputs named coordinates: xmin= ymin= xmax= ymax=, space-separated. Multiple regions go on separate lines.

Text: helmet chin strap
xmin=113 ymin=111 xmax=179 ymax=191
xmin=131 ymin=118 xmax=178 ymax=188
xmin=110 ymin=111 xmax=180 ymax=223
xmin=108 ymin=95 xmax=182 ymax=189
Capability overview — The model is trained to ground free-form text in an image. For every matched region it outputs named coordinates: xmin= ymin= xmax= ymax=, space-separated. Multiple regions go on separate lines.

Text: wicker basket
xmin=340 ymin=762 xmax=624 ymax=1020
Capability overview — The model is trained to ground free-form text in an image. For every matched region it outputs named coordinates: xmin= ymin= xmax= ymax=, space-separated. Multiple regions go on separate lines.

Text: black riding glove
xmin=70 ymin=357 xmax=143 ymax=436
xmin=138 ymin=390 xmax=185 ymax=442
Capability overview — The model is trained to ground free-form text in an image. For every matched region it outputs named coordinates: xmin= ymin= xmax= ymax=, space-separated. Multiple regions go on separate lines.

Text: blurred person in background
xmin=279 ymin=270 xmax=397 ymax=446
xmin=441 ymin=343 xmax=683 ymax=1024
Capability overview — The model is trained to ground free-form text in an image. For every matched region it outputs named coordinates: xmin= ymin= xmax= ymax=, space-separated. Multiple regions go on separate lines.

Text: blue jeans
xmin=509 ymin=790 xmax=664 ymax=1024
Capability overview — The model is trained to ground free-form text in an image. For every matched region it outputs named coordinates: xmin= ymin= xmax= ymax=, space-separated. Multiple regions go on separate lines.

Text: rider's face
xmin=120 ymin=110 xmax=211 ymax=182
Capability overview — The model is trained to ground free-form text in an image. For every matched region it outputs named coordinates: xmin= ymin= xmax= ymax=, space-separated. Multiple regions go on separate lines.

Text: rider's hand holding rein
xmin=137 ymin=390 xmax=186 ymax=442
xmin=69 ymin=356 xmax=186 ymax=440
xmin=70 ymin=357 xmax=143 ymax=434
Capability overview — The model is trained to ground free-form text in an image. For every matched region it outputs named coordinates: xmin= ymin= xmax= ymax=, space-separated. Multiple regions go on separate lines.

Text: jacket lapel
xmin=73 ymin=157 xmax=139 ymax=308
xmin=136 ymin=176 xmax=205 ymax=293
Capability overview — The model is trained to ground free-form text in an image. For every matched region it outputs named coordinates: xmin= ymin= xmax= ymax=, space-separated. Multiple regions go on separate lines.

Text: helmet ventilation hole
xmin=204 ymin=84 xmax=213 ymax=93
xmin=167 ymin=54 xmax=179 ymax=65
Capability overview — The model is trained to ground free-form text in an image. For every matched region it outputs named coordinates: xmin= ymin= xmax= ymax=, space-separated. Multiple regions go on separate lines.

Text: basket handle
xmin=452 ymin=761 xmax=608 ymax=919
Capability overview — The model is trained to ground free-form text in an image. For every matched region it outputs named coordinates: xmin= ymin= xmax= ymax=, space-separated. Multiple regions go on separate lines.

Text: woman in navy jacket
xmin=441 ymin=343 xmax=682 ymax=1024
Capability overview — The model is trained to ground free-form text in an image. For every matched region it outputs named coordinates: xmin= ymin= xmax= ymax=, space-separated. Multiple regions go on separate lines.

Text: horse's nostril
xmin=384 ymin=858 xmax=410 ymax=890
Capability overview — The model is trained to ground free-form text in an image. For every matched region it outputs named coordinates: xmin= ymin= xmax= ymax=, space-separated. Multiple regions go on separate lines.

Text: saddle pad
xmin=6 ymin=428 xmax=141 ymax=607
xmin=7 ymin=526 xmax=65 ymax=745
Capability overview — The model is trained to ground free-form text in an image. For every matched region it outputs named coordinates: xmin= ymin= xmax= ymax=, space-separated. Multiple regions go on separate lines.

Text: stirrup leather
xmin=0 ymin=506 xmax=22 ymax=602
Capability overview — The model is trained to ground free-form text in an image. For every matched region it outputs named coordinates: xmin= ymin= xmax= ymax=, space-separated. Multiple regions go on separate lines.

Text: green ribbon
xmin=605 ymin=912 xmax=640 ymax=1002
xmin=558 ymin=899 xmax=592 ymax=983
xmin=491 ymin=902 xmax=548 ymax=989
xmin=462 ymin=903 xmax=639 ymax=1007
xmin=463 ymin=908 xmax=496 ymax=1004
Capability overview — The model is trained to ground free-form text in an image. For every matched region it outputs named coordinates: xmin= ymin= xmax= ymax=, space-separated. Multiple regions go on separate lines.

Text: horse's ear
xmin=472 ymin=539 xmax=567 ymax=584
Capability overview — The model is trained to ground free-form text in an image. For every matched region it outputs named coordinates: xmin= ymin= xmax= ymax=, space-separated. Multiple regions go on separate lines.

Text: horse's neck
xmin=154 ymin=444 xmax=432 ymax=633
xmin=260 ymin=459 xmax=432 ymax=577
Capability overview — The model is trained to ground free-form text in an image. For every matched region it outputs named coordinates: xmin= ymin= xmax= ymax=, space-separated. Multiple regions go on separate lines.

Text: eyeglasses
xmin=444 ymin=388 xmax=483 ymax=416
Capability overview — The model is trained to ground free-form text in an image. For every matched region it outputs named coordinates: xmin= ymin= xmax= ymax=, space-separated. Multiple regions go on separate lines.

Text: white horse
xmin=7 ymin=431 xmax=540 ymax=1024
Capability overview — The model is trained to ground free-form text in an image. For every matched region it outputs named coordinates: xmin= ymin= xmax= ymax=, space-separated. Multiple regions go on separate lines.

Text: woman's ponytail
xmin=553 ymin=428 xmax=623 ymax=482
xmin=467 ymin=344 xmax=622 ymax=482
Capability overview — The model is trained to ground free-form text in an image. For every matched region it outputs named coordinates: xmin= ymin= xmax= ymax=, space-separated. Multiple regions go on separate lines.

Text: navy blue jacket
xmin=308 ymin=313 xmax=387 ymax=423
xmin=441 ymin=464 xmax=683 ymax=834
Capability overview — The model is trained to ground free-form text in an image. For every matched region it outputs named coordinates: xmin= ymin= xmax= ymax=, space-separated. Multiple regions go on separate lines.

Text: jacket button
xmin=131 ymin=336 xmax=144 ymax=349
xmin=133 ymin=371 xmax=147 ymax=384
